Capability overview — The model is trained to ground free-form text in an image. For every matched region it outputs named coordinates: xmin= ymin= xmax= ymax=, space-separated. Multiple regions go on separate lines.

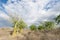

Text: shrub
xmin=16 ymin=19 xmax=27 ymax=30
xmin=30 ymin=24 xmax=37 ymax=31
xmin=43 ymin=21 xmax=55 ymax=30
xmin=38 ymin=25 xmax=45 ymax=30
xmin=38 ymin=21 xmax=55 ymax=31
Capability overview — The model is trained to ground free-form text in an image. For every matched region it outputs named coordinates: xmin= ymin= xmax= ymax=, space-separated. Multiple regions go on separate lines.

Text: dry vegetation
xmin=0 ymin=27 xmax=60 ymax=40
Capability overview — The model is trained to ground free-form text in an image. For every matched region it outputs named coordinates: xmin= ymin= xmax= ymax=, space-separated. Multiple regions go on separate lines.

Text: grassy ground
xmin=0 ymin=27 xmax=60 ymax=40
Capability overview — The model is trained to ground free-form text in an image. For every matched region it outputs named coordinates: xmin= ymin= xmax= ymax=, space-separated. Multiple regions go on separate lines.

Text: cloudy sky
xmin=0 ymin=0 xmax=60 ymax=27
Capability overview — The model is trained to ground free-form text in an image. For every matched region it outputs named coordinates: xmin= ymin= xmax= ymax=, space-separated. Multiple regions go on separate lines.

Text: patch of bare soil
xmin=0 ymin=27 xmax=60 ymax=40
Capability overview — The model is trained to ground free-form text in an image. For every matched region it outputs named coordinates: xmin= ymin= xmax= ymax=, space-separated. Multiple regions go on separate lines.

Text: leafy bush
xmin=16 ymin=19 xmax=27 ymax=30
xmin=30 ymin=24 xmax=37 ymax=31
xmin=38 ymin=25 xmax=45 ymax=30
xmin=43 ymin=21 xmax=55 ymax=30
xmin=38 ymin=21 xmax=55 ymax=30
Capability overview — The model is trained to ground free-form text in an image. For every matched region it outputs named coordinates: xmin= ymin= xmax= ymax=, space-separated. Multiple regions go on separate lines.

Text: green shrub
xmin=38 ymin=21 xmax=55 ymax=30
xmin=43 ymin=21 xmax=55 ymax=30
xmin=16 ymin=19 xmax=27 ymax=30
xmin=30 ymin=24 xmax=37 ymax=31
xmin=38 ymin=25 xmax=44 ymax=30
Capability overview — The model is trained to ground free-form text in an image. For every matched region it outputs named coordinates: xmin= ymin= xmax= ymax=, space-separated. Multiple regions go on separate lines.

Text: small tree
xmin=9 ymin=13 xmax=27 ymax=37
xmin=30 ymin=24 xmax=37 ymax=31
xmin=12 ymin=19 xmax=27 ymax=37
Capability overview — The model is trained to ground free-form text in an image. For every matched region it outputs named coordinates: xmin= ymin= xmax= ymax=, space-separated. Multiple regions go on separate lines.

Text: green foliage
xmin=55 ymin=15 xmax=60 ymax=24
xmin=30 ymin=24 xmax=37 ymax=31
xmin=10 ymin=14 xmax=27 ymax=30
xmin=38 ymin=21 xmax=55 ymax=30
xmin=16 ymin=19 xmax=27 ymax=29
xmin=11 ymin=18 xmax=27 ymax=37
xmin=43 ymin=21 xmax=55 ymax=30
xmin=38 ymin=25 xmax=44 ymax=30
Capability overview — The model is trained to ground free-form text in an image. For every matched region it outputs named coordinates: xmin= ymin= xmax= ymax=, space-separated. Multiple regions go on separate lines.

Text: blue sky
xmin=0 ymin=0 xmax=8 ymax=4
xmin=0 ymin=0 xmax=8 ymax=9
xmin=0 ymin=0 xmax=60 ymax=27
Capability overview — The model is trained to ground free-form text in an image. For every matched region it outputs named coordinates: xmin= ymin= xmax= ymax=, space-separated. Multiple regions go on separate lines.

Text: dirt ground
xmin=0 ymin=27 xmax=60 ymax=40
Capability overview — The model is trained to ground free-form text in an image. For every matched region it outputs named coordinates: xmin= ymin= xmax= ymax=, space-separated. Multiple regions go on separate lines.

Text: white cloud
xmin=0 ymin=14 xmax=9 ymax=20
xmin=0 ymin=0 xmax=60 ymax=25
xmin=0 ymin=11 xmax=10 ymax=20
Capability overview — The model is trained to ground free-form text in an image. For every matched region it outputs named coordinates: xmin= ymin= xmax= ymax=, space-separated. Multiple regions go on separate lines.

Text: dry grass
xmin=0 ymin=27 xmax=60 ymax=40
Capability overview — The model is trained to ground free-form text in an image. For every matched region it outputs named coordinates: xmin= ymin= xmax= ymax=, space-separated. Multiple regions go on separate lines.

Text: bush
xmin=16 ymin=19 xmax=27 ymax=30
xmin=43 ymin=21 xmax=55 ymax=30
xmin=38 ymin=25 xmax=45 ymax=30
xmin=30 ymin=24 xmax=37 ymax=31
xmin=38 ymin=21 xmax=55 ymax=30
